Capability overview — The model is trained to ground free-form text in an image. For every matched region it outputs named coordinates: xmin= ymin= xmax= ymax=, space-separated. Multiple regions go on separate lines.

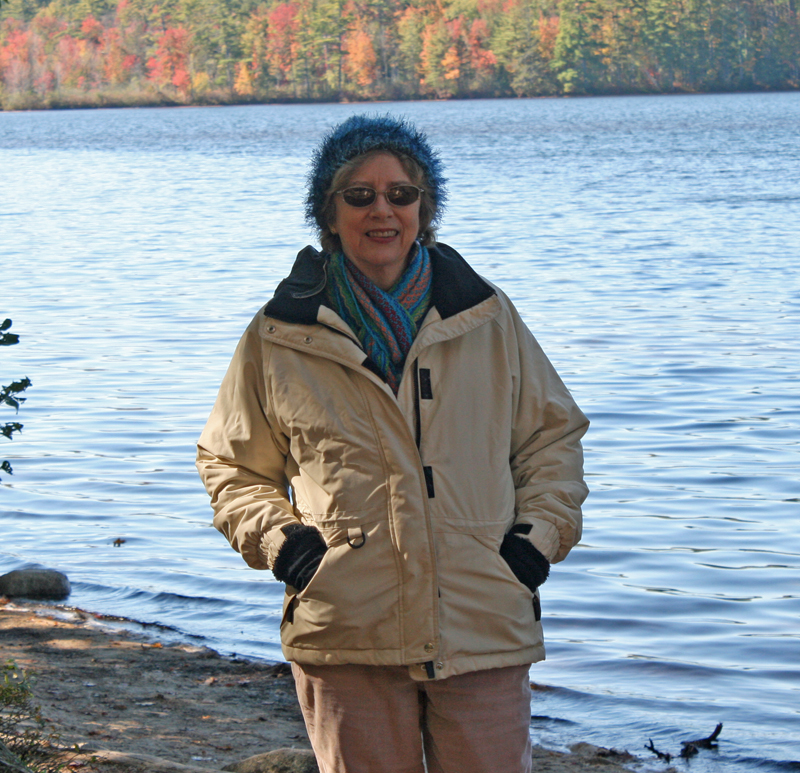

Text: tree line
xmin=1 ymin=0 xmax=799 ymax=109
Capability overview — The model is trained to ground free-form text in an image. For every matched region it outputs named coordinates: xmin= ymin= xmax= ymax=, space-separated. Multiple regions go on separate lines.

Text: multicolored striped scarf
xmin=325 ymin=244 xmax=433 ymax=394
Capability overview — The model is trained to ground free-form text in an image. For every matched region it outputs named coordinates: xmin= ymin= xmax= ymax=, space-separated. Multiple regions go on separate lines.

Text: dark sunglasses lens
xmin=386 ymin=186 xmax=421 ymax=206
xmin=341 ymin=188 xmax=377 ymax=207
xmin=340 ymin=186 xmax=420 ymax=207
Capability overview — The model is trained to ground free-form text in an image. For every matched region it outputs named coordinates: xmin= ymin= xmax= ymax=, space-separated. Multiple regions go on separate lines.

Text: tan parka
xmin=197 ymin=243 xmax=589 ymax=681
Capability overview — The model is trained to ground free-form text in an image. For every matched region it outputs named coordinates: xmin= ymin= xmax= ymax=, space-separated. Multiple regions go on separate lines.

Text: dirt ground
xmin=0 ymin=602 xmax=664 ymax=773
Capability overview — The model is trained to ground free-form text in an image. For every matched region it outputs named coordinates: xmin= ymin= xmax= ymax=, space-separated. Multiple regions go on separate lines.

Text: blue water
xmin=1 ymin=93 xmax=799 ymax=772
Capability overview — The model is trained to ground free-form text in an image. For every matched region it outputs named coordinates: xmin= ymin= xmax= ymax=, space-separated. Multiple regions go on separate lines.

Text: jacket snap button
xmin=304 ymin=336 xmax=313 ymax=344
xmin=267 ymin=325 xmax=276 ymax=333
xmin=436 ymin=662 xmax=443 ymax=669
xmin=424 ymin=642 xmax=434 ymax=653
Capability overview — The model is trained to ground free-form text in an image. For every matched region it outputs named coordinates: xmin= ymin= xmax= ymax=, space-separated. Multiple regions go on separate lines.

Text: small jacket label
xmin=419 ymin=368 xmax=433 ymax=400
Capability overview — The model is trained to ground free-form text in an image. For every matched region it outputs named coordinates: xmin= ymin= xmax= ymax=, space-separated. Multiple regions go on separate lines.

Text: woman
xmin=197 ymin=115 xmax=589 ymax=773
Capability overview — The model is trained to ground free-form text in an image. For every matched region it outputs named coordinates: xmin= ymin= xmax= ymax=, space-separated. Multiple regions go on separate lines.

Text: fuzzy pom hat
xmin=305 ymin=114 xmax=447 ymax=232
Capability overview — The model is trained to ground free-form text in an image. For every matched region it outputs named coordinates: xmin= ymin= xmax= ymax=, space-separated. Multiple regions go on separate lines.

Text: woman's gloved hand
xmin=272 ymin=524 xmax=327 ymax=591
xmin=499 ymin=525 xmax=550 ymax=593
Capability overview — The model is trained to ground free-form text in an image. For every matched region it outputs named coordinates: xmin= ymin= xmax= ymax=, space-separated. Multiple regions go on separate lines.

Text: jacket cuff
xmin=259 ymin=522 xmax=298 ymax=569
xmin=517 ymin=520 xmax=560 ymax=563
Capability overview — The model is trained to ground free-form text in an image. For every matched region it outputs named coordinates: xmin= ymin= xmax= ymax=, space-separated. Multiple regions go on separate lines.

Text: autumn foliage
xmin=147 ymin=26 xmax=191 ymax=94
xmin=1 ymin=0 xmax=799 ymax=109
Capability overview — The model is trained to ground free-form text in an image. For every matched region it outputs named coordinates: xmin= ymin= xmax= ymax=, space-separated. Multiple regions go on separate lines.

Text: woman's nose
xmin=369 ymin=192 xmax=394 ymax=215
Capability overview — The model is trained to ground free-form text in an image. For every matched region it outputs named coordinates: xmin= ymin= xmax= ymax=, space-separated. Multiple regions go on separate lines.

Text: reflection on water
xmin=2 ymin=93 xmax=799 ymax=772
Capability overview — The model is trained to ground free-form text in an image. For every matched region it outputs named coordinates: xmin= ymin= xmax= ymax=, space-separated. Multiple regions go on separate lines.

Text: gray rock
xmin=222 ymin=748 xmax=319 ymax=773
xmin=0 ymin=569 xmax=71 ymax=600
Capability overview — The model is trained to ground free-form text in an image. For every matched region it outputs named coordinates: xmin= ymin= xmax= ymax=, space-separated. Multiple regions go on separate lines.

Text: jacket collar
xmin=264 ymin=243 xmax=496 ymax=325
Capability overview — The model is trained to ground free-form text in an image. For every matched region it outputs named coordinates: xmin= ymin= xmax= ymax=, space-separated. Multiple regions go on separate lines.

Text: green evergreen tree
xmin=492 ymin=0 xmax=558 ymax=96
xmin=313 ymin=0 xmax=350 ymax=97
xmin=396 ymin=3 xmax=426 ymax=95
xmin=551 ymin=0 xmax=605 ymax=93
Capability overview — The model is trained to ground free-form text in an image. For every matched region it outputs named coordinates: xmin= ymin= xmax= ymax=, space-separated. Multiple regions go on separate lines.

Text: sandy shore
xmin=0 ymin=601 xmax=659 ymax=773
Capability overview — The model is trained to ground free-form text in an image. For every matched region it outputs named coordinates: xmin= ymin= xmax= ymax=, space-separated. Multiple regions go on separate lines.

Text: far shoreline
xmin=2 ymin=86 xmax=798 ymax=114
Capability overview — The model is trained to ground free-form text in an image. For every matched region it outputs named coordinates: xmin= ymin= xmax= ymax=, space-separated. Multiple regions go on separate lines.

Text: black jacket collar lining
xmin=429 ymin=242 xmax=496 ymax=319
xmin=264 ymin=243 xmax=495 ymax=326
xmin=264 ymin=246 xmax=330 ymax=326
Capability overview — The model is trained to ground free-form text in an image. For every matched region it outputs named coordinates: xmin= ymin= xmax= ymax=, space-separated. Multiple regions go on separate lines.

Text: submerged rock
xmin=0 ymin=568 xmax=71 ymax=600
xmin=222 ymin=748 xmax=319 ymax=773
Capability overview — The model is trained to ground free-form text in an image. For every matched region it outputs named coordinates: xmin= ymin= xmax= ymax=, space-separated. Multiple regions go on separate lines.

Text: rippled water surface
xmin=2 ymin=93 xmax=799 ymax=772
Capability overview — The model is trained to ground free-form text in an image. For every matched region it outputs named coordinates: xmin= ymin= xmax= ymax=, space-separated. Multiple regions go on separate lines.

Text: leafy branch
xmin=0 ymin=661 xmax=69 ymax=773
xmin=1 ymin=319 xmax=32 ymax=480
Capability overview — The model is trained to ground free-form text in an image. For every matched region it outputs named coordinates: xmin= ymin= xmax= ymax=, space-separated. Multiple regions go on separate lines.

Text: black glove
xmin=272 ymin=524 xmax=327 ymax=591
xmin=499 ymin=525 xmax=550 ymax=593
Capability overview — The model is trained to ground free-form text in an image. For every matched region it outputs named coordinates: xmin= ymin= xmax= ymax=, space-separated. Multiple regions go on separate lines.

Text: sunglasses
xmin=337 ymin=185 xmax=424 ymax=208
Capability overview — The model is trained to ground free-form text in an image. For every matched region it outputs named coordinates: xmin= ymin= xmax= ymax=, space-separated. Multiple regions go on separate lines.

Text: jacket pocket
xmin=434 ymin=531 xmax=541 ymax=659
xmin=281 ymin=517 xmax=402 ymax=653
xmin=477 ymin=534 xmax=543 ymax=622
xmin=473 ymin=533 xmax=534 ymax=600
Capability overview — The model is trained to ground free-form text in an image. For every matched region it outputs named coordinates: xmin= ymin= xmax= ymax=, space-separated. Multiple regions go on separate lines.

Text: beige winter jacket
xmin=197 ymin=243 xmax=589 ymax=681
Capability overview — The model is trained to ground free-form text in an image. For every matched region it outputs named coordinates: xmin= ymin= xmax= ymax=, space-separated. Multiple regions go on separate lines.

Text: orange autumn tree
xmin=0 ymin=20 xmax=33 ymax=96
xmin=418 ymin=12 xmax=496 ymax=98
xmin=265 ymin=1 xmax=297 ymax=91
xmin=147 ymin=25 xmax=192 ymax=96
xmin=62 ymin=15 xmax=105 ymax=90
xmin=343 ymin=16 xmax=377 ymax=92
xmin=467 ymin=18 xmax=496 ymax=87
xmin=102 ymin=26 xmax=138 ymax=86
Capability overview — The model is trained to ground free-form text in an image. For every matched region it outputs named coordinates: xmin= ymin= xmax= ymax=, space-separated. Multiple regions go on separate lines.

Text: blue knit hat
xmin=305 ymin=114 xmax=447 ymax=231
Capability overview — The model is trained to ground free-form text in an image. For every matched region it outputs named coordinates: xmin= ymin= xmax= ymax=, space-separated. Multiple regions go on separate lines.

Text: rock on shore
xmin=223 ymin=748 xmax=319 ymax=772
xmin=0 ymin=568 xmax=71 ymax=600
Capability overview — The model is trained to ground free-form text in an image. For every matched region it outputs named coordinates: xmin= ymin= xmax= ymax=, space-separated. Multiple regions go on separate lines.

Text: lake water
xmin=1 ymin=93 xmax=799 ymax=772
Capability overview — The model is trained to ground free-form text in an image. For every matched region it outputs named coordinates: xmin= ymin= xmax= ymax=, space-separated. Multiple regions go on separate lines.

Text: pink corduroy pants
xmin=291 ymin=662 xmax=533 ymax=773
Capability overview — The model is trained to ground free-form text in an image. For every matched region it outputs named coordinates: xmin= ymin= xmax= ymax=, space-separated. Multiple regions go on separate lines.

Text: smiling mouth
xmin=367 ymin=230 xmax=398 ymax=238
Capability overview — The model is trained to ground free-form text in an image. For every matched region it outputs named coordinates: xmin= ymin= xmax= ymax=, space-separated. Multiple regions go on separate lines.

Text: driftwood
xmin=681 ymin=722 xmax=723 ymax=758
xmin=80 ymin=749 xmax=229 ymax=772
xmin=646 ymin=723 xmax=723 ymax=762
xmin=644 ymin=739 xmax=672 ymax=762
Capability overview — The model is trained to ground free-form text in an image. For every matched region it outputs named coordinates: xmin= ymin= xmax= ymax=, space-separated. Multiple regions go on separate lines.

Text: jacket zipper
xmin=414 ymin=360 xmax=439 ymax=679
xmin=413 ymin=360 xmax=422 ymax=449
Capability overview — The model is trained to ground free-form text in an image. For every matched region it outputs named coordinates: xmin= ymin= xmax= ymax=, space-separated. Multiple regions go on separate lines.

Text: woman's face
xmin=331 ymin=152 xmax=420 ymax=291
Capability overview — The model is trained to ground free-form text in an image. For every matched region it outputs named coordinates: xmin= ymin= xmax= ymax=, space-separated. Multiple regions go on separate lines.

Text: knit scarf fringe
xmin=326 ymin=244 xmax=432 ymax=393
